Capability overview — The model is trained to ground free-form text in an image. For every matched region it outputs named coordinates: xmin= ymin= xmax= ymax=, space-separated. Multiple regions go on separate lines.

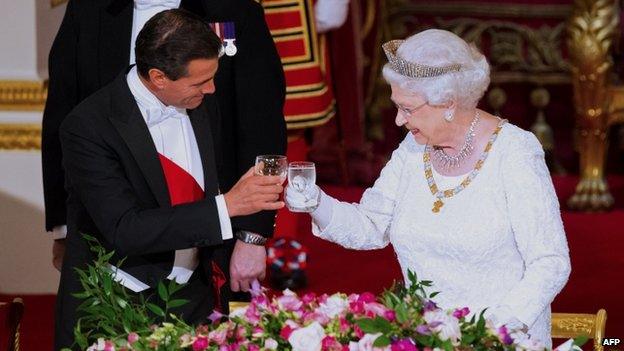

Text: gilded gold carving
xmin=0 ymin=124 xmax=41 ymax=150
xmin=553 ymin=317 xmax=593 ymax=335
xmin=0 ymin=80 xmax=48 ymax=111
xmin=551 ymin=309 xmax=607 ymax=351
xmin=566 ymin=0 xmax=618 ymax=211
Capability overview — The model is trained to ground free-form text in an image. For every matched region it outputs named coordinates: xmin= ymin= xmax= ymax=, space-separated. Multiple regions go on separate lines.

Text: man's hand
xmin=52 ymin=239 xmax=66 ymax=272
xmin=229 ymin=240 xmax=266 ymax=292
xmin=224 ymin=166 xmax=284 ymax=217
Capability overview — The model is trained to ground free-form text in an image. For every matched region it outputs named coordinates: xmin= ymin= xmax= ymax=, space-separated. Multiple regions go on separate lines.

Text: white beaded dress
xmin=312 ymin=123 xmax=571 ymax=346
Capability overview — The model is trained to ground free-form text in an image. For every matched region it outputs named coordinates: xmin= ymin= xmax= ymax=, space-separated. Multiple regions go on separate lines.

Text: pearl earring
xmin=444 ymin=109 xmax=454 ymax=122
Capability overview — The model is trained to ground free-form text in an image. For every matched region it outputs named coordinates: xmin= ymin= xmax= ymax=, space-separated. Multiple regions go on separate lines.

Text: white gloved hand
xmin=285 ymin=177 xmax=320 ymax=212
xmin=314 ymin=0 xmax=350 ymax=33
xmin=486 ymin=306 xmax=528 ymax=333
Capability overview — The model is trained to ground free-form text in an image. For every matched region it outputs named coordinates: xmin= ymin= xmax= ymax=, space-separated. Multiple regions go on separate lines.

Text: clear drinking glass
xmin=254 ymin=155 xmax=288 ymax=182
xmin=287 ymin=161 xmax=317 ymax=212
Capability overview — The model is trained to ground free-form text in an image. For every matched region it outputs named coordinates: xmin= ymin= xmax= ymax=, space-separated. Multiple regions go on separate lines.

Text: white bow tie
xmin=134 ymin=0 xmax=180 ymax=10
xmin=145 ymin=106 xmax=185 ymax=127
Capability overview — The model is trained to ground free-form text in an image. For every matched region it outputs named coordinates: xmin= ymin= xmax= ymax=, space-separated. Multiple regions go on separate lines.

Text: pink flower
xmin=384 ymin=310 xmax=396 ymax=322
xmin=358 ymin=293 xmax=376 ymax=304
xmin=339 ymin=317 xmax=351 ymax=333
xmin=281 ymin=325 xmax=295 ymax=340
xmin=208 ymin=328 xmax=228 ymax=344
xmin=248 ymin=344 xmax=260 ymax=351
xmin=350 ymin=333 xmax=389 ymax=351
xmin=209 ymin=310 xmax=226 ymax=323
xmin=192 ymin=336 xmax=209 ymax=351
xmin=302 ymin=292 xmax=317 ymax=304
xmin=354 ymin=324 xmax=365 ymax=339
xmin=277 ymin=291 xmax=303 ymax=311
xmin=391 ymin=339 xmax=417 ymax=351
xmin=452 ymin=307 xmax=470 ymax=319
xmin=103 ymin=340 xmax=115 ymax=351
xmin=365 ymin=302 xmax=390 ymax=318
xmin=497 ymin=325 xmax=513 ymax=345
xmin=322 ymin=335 xmax=343 ymax=351
xmin=127 ymin=332 xmax=139 ymax=344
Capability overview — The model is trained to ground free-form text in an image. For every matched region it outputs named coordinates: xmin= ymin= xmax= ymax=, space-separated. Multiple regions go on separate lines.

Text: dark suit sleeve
xmin=230 ymin=1 xmax=287 ymax=237
xmin=42 ymin=0 xmax=79 ymax=231
xmin=60 ymin=114 xmax=225 ymax=257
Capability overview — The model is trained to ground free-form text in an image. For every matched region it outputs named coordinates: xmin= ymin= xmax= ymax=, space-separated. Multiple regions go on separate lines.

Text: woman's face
xmin=390 ymin=84 xmax=448 ymax=145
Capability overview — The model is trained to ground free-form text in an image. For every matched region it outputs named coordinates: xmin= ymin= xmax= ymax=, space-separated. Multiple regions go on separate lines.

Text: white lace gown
xmin=311 ymin=123 xmax=571 ymax=346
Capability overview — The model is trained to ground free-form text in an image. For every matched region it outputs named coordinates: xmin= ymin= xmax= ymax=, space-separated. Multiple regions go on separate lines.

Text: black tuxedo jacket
xmin=56 ymin=72 xmax=227 ymax=350
xmin=42 ymin=0 xmax=286 ymax=236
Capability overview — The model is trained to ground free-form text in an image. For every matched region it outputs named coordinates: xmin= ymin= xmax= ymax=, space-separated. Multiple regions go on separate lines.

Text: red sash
xmin=158 ymin=154 xmax=227 ymax=311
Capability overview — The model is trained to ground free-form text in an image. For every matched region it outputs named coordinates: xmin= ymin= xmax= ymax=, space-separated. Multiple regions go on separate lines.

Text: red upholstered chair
xmin=0 ymin=297 xmax=24 ymax=351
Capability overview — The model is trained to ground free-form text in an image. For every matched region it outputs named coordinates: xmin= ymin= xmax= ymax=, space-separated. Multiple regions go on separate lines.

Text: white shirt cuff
xmin=215 ymin=194 xmax=234 ymax=240
xmin=51 ymin=225 xmax=67 ymax=240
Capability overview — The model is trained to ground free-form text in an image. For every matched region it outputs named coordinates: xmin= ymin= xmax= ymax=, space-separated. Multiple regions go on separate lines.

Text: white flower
xmin=264 ymin=338 xmax=279 ymax=350
xmin=288 ymin=321 xmax=325 ymax=351
xmin=317 ymin=294 xmax=349 ymax=318
xmin=348 ymin=333 xmax=389 ymax=351
xmin=228 ymin=305 xmax=248 ymax=318
xmin=423 ymin=310 xmax=461 ymax=344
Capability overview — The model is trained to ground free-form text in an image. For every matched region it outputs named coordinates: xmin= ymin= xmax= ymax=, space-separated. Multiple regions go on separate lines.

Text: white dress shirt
xmin=106 ymin=66 xmax=233 ymax=292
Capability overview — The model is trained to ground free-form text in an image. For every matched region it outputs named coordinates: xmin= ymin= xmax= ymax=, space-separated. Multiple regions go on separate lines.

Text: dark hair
xmin=135 ymin=9 xmax=222 ymax=80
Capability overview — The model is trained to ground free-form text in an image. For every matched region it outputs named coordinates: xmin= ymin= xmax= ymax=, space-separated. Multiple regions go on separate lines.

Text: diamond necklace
xmin=432 ymin=111 xmax=480 ymax=169
xmin=424 ymin=118 xmax=507 ymax=213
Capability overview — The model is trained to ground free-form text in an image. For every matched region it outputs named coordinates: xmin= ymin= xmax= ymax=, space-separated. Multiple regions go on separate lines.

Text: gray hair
xmin=382 ymin=29 xmax=490 ymax=109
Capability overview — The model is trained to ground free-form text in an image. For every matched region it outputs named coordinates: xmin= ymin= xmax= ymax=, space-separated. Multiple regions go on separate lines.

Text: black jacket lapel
xmin=108 ymin=73 xmax=171 ymax=207
xmin=99 ymin=0 xmax=133 ymax=86
xmin=188 ymin=98 xmax=220 ymax=197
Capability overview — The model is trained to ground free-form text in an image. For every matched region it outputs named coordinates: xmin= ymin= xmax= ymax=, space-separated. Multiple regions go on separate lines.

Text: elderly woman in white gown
xmin=285 ymin=29 xmax=570 ymax=347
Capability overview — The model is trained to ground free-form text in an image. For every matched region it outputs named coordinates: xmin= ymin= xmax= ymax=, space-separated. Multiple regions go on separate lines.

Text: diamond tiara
xmin=382 ymin=39 xmax=462 ymax=78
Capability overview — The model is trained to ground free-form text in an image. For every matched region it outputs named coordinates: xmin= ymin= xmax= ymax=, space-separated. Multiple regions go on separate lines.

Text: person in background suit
xmin=55 ymin=9 xmax=285 ymax=350
xmin=42 ymin=0 xmax=286 ymax=293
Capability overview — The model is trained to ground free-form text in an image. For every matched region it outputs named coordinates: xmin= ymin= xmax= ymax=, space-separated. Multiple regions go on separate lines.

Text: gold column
xmin=566 ymin=0 xmax=618 ymax=211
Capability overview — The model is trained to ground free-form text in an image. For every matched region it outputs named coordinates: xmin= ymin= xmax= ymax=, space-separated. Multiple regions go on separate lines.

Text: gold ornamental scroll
xmin=566 ymin=0 xmax=618 ymax=211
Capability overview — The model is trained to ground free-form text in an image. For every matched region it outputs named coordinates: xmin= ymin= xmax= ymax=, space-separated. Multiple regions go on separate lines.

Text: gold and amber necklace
xmin=423 ymin=118 xmax=507 ymax=213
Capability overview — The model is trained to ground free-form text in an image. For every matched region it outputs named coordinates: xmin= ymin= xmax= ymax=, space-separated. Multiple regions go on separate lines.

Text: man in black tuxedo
xmin=55 ymin=9 xmax=285 ymax=350
xmin=42 ymin=0 xmax=286 ymax=289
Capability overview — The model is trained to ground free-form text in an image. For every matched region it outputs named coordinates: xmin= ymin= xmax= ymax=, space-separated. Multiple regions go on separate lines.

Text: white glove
xmin=314 ymin=0 xmax=350 ymax=33
xmin=285 ymin=177 xmax=320 ymax=212
xmin=486 ymin=306 xmax=528 ymax=333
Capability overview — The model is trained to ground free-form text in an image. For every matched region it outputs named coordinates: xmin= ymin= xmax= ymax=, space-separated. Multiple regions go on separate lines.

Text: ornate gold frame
xmin=0 ymin=124 xmax=41 ymax=150
xmin=0 ymin=80 xmax=47 ymax=111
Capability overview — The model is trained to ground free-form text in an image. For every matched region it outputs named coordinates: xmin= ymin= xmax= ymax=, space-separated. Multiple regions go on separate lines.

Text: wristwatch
xmin=235 ymin=231 xmax=268 ymax=246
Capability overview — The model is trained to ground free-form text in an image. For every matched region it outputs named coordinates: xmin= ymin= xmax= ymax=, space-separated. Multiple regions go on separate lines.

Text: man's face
xmin=158 ymin=58 xmax=219 ymax=109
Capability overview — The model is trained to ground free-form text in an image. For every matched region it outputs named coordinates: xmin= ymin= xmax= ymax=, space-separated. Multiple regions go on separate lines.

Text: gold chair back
xmin=552 ymin=309 xmax=607 ymax=351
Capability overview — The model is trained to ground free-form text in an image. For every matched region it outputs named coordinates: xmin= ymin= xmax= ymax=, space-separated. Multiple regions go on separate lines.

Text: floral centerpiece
xmin=66 ymin=236 xmax=585 ymax=351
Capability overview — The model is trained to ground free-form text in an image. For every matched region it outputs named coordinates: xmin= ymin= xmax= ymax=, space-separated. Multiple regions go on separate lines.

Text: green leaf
xmin=373 ymin=335 xmax=391 ymax=347
xmin=158 ymin=281 xmax=169 ymax=301
xmin=395 ymin=304 xmax=408 ymax=324
xmin=116 ymin=297 xmax=128 ymax=309
xmin=146 ymin=303 xmax=165 ymax=317
xmin=573 ymin=335 xmax=589 ymax=346
xmin=356 ymin=318 xmax=379 ymax=333
xmin=167 ymin=299 xmax=190 ymax=309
